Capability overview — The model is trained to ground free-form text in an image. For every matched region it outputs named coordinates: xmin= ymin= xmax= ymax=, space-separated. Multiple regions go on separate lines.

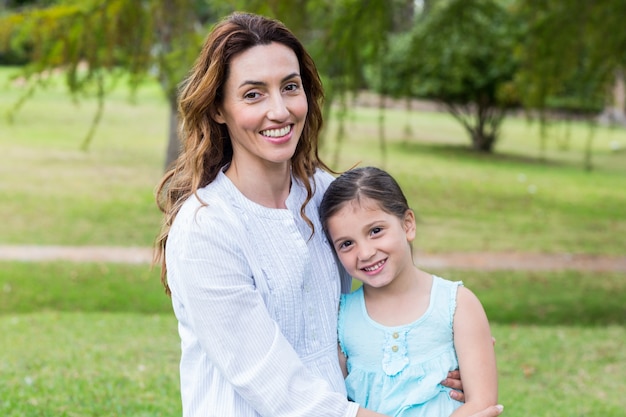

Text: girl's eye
xmin=338 ymin=240 xmax=353 ymax=250
xmin=370 ymin=227 xmax=382 ymax=236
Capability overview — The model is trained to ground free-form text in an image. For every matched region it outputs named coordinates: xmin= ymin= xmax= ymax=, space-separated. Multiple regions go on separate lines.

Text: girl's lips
xmin=361 ymin=259 xmax=387 ymax=274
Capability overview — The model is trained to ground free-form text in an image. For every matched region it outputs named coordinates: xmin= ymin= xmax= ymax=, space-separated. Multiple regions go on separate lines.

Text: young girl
xmin=319 ymin=166 xmax=498 ymax=417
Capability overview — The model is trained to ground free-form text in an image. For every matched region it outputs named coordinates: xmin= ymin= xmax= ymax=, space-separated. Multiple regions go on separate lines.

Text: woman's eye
xmin=284 ymin=82 xmax=299 ymax=93
xmin=244 ymin=91 xmax=261 ymax=100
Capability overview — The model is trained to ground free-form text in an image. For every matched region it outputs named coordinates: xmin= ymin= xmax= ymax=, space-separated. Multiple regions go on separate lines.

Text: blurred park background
xmin=1 ymin=0 xmax=625 ymax=416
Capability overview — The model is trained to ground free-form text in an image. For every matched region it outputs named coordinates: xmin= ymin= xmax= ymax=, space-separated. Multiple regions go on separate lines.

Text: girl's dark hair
xmin=319 ymin=166 xmax=410 ymax=238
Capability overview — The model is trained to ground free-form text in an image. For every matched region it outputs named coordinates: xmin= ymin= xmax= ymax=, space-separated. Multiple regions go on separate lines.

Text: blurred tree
xmin=0 ymin=0 xmax=217 ymax=168
xmin=1 ymin=0 xmax=405 ymax=168
xmin=515 ymin=0 xmax=626 ymax=116
xmin=514 ymin=0 xmax=626 ymax=169
xmin=397 ymin=0 xmax=519 ymax=152
xmin=310 ymin=0 xmax=396 ymax=165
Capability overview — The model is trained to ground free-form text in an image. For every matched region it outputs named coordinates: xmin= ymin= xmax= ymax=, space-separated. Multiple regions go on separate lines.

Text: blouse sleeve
xmin=167 ymin=197 xmax=358 ymax=417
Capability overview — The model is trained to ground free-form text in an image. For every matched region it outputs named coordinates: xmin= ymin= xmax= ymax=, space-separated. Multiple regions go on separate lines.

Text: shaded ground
xmin=1 ymin=245 xmax=625 ymax=272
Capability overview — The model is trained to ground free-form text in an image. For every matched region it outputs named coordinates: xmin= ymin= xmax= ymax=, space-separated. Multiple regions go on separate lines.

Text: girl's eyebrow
xmin=332 ymin=236 xmax=346 ymax=246
xmin=238 ymin=72 xmax=301 ymax=88
xmin=331 ymin=220 xmax=383 ymax=246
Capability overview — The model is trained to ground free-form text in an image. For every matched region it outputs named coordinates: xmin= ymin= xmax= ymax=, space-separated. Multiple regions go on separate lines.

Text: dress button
xmin=392 ymin=332 xmax=399 ymax=339
xmin=391 ymin=345 xmax=398 ymax=352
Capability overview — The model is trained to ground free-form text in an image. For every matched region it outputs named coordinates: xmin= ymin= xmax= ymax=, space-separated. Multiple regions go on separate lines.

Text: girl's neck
xmin=362 ymin=268 xmax=432 ymax=327
xmin=226 ymin=160 xmax=291 ymax=209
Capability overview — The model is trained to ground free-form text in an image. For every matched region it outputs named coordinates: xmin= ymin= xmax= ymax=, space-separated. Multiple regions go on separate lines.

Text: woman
xmin=154 ymin=12 xmax=503 ymax=417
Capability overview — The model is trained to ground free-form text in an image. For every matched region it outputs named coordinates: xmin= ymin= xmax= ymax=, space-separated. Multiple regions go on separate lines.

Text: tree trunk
xmin=470 ymin=130 xmax=495 ymax=152
xmin=599 ymin=69 xmax=626 ymax=126
xmin=164 ymin=95 xmax=180 ymax=171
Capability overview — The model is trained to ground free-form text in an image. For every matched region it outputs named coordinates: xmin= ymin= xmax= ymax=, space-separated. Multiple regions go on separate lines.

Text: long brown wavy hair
xmin=154 ymin=12 xmax=329 ymax=295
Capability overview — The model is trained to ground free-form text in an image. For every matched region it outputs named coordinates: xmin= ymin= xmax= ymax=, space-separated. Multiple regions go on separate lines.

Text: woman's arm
xmin=449 ymin=287 xmax=499 ymax=417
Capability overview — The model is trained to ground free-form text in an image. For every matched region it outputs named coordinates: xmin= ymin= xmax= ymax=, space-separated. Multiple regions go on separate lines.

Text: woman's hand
xmin=469 ymin=405 xmax=504 ymax=417
xmin=441 ymin=370 xmax=465 ymax=401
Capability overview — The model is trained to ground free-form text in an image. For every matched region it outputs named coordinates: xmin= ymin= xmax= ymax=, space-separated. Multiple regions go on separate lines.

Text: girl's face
xmin=213 ymin=42 xmax=308 ymax=170
xmin=326 ymin=198 xmax=417 ymax=290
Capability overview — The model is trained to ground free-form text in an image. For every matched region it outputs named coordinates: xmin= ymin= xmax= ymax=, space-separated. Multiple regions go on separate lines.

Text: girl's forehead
xmin=342 ymin=197 xmax=383 ymax=213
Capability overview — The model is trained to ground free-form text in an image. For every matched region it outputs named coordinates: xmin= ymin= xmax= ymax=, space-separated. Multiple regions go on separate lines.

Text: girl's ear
xmin=404 ymin=209 xmax=417 ymax=242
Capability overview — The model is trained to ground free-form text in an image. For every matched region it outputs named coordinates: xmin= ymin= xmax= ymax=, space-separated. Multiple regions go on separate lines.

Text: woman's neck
xmin=225 ymin=160 xmax=291 ymax=209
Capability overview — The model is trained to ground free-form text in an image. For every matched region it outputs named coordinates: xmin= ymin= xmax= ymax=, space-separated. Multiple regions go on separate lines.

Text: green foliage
xmin=0 ymin=0 xmax=206 ymax=152
xmin=374 ymin=0 xmax=521 ymax=152
xmin=515 ymin=0 xmax=626 ymax=112
xmin=1 ymin=0 xmax=202 ymax=93
xmin=411 ymin=0 xmax=519 ymax=106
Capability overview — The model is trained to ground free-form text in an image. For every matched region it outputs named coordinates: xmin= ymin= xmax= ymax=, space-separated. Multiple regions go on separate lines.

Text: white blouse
xmin=165 ymin=168 xmax=358 ymax=417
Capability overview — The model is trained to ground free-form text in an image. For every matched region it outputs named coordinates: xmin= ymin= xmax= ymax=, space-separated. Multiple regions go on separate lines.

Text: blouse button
xmin=392 ymin=332 xmax=399 ymax=339
xmin=391 ymin=345 xmax=398 ymax=352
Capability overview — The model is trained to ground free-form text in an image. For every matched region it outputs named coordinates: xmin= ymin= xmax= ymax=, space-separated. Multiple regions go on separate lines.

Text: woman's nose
xmin=267 ymin=95 xmax=289 ymax=121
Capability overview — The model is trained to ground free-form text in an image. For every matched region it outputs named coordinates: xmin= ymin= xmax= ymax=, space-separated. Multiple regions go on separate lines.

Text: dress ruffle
xmin=346 ymin=348 xmax=459 ymax=411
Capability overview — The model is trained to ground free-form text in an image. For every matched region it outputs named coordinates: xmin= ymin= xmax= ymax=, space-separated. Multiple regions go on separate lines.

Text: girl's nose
xmin=357 ymin=244 xmax=376 ymax=262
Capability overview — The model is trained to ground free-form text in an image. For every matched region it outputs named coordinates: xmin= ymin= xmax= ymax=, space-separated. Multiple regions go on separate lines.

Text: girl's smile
xmin=361 ymin=258 xmax=387 ymax=274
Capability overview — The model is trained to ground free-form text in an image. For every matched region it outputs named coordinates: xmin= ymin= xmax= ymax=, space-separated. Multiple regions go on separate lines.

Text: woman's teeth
xmin=261 ymin=126 xmax=290 ymax=137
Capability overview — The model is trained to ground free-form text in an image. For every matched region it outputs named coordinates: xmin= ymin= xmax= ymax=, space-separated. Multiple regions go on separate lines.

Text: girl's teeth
xmin=364 ymin=260 xmax=384 ymax=271
xmin=262 ymin=126 xmax=290 ymax=137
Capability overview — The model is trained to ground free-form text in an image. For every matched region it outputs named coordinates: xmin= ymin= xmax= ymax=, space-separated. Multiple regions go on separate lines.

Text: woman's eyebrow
xmin=238 ymin=72 xmax=301 ymax=89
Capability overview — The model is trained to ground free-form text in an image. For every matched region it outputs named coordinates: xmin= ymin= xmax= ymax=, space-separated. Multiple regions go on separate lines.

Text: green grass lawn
xmin=0 ymin=311 xmax=182 ymax=417
xmin=1 ymin=262 xmax=625 ymax=417
xmin=2 ymin=312 xmax=624 ymax=417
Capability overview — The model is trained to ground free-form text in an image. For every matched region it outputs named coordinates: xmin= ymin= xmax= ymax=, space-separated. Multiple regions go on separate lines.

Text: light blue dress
xmin=338 ymin=276 xmax=463 ymax=417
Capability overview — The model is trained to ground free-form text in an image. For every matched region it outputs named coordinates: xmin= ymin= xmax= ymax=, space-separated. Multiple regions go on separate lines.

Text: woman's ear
xmin=404 ymin=209 xmax=417 ymax=242
xmin=212 ymin=107 xmax=226 ymax=124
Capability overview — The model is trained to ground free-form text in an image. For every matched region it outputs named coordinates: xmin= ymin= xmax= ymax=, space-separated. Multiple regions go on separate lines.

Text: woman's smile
xmin=260 ymin=124 xmax=293 ymax=144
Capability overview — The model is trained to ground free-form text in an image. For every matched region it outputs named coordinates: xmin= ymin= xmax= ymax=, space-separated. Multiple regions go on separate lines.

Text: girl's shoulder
xmin=430 ymin=275 xmax=464 ymax=324
xmin=431 ymin=275 xmax=464 ymax=298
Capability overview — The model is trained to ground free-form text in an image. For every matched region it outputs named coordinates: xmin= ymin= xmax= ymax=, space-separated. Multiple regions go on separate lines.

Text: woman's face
xmin=214 ymin=42 xmax=308 ymax=170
